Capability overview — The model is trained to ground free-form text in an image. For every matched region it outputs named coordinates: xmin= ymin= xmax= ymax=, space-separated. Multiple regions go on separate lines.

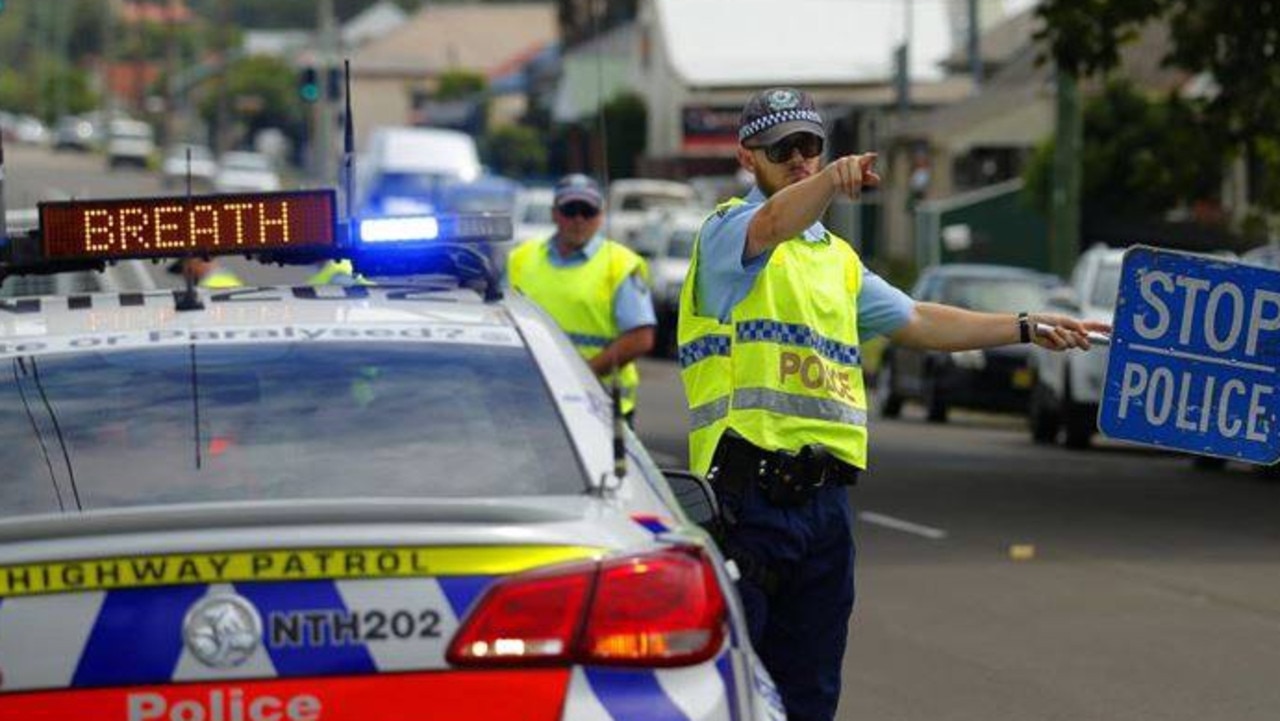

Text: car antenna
xmin=0 ymin=122 xmax=7 ymax=250
xmin=175 ymin=146 xmax=204 ymax=311
xmin=341 ymin=58 xmax=356 ymax=233
xmin=587 ymin=0 xmax=626 ymax=493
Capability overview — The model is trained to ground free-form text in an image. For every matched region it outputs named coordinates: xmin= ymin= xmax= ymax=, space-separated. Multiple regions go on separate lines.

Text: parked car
xmin=161 ymin=143 xmax=218 ymax=189
xmin=1026 ymin=244 xmax=1123 ymax=447
xmin=1241 ymin=243 xmax=1280 ymax=270
xmin=607 ymin=179 xmax=698 ymax=246
xmin=105 ymin=118 xmax=156 ymax=168
xmin=513 ymin=186 xmax=556 ymax=243
xmin=877 ymin=264 xmax=1060 ymax=423
xmin=52 ymin=115 xmax=97 ymax=152
xmin=214 ymin=151 xmax=281 ymax=193
xmin=631 ymin=208 xmax=701 ymax=356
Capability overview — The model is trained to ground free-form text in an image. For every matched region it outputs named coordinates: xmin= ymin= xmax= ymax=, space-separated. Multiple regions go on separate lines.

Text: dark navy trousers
xmin=723 ymin=481 xmax=856 ymax=721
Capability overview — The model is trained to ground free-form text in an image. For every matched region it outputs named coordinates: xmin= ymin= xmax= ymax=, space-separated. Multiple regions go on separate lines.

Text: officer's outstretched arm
xmin=889 ymin=302 xmax=1110 ymax=352
xmin=744 ymin=154 xmax=879 ymax=260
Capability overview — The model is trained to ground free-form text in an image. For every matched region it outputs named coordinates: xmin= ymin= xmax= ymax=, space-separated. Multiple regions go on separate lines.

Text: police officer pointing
xmin=678 ymin=88 xmax=1110 ymax=721
xmin=509 ymin=174 xmax=656 ymax=424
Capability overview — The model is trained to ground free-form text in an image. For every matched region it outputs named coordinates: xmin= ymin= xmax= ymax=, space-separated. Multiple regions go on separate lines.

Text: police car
xmin=0 ymin=189 xmax=783 ymax=721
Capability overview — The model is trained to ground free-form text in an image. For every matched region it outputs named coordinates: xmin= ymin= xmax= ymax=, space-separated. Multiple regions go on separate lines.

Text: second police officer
xmin=678 ymin=88 xmax=1111 ymax=721
xmin=508 ymin=174 xmax=656 ymax=425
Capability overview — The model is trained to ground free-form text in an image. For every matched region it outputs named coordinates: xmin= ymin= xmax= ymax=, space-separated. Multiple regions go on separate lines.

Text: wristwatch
xmin=1018 ymin=312 xmax=1031 ymax=344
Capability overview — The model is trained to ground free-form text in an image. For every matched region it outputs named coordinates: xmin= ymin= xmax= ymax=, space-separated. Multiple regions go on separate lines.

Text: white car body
xmin=106 ymin=119 xmax=156 ymax=168
xmin=358 ymin=126 xmax=482 ymax=215
xmin=631 ymin=209 xmax=702 ymax=356
xmin=0 ymin=274 xmax=781 ymax=721
xmin=607 ymin=179 xmax=699 ymax=247
xmin=513 ymin=186 xmax=557 ymax=244
xmin=1028 ymin=244 xmax=1124 ymax=448
xmin=161 ymin=144 xmax=219 ymax=188
xmin=214 ymin=151 xmax=282 ymax=193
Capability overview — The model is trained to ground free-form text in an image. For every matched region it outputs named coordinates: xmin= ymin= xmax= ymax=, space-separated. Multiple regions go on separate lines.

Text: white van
xmin=358 ymin=126 xmax=482 ymax=216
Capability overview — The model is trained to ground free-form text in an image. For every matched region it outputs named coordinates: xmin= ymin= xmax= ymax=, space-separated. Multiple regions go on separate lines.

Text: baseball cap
xmin=553 ymin=173 xmax=603 ymax=209
xmin=738 ymin=87 xmax=826 ymax=148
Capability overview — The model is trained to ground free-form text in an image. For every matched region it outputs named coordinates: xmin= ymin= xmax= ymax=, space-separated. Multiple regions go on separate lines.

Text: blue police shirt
xmin=544 ymin=232 xmax=657 ymax=333
xmin=695 ymin=187 xmax=914 ymax=340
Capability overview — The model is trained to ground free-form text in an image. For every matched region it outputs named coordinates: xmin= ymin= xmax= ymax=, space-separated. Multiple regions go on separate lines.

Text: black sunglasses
xmin=761 ymin=133 xmax=824 ymax=163
xmin=557 ymin=202 xmax=600 ymax=219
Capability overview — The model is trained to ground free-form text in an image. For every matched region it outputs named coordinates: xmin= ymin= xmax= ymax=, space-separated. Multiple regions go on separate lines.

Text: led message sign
xmin=38 ymin=190 xmax=336 ymax=260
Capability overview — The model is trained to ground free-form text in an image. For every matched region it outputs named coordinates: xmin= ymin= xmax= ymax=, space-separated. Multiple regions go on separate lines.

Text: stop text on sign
xmin=38 ymin=190 xmax=336 ymax=260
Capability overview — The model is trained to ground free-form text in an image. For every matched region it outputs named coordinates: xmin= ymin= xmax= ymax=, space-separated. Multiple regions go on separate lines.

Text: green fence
xmin=914 ymin=179 xmax=1051 ymax=272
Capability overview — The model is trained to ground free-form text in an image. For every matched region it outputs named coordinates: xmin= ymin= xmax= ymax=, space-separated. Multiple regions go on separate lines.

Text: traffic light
xmin=297 ymin=67 xmax=320 ymax=104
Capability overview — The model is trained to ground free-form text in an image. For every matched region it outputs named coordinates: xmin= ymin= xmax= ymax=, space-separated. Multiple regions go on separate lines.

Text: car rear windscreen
xmin=0 ymin=342 xmax=583 ymax=516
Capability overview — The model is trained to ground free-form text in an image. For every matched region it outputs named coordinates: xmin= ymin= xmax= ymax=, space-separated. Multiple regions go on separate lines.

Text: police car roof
xmin=0 ymin=284 xmax=524 ymax=339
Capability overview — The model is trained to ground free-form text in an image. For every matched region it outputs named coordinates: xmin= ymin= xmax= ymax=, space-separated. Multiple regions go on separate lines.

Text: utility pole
xmin=164 ymin=0 xmax=180 ymax=146
xmin=897 ymin=0 xmax=912 ymax=114
xmin=215 ymin=0 xmax=231 ymax=154
xmin=314 ymin=0 xmax=338 ymax=184
xmin=101 ymin=0 xmax=116 ymax=120
xmin=967 ymin=0 xmax=982 ymax=93
xmin=1049 ymin=67 xmax=1082 ymax=277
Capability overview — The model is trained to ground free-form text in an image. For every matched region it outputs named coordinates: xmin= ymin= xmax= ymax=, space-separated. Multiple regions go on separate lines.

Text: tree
xmin=198 ymin=56 xmax=307 ymax=154
xmin=1024 ymin=80 xmax=1224 ymax=222
xmin=434 ymin=69 xmax=486 ymax=101
xmin=483 ymin=125 xmax=547 ymax=179
xmin=1036 ymin=0 xmax=1280 ymax=225
xmin=601 ymin=92 xmax=646 ymax=180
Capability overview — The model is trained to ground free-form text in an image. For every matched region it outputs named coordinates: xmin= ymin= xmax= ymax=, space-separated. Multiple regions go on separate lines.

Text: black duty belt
xmin=708 ymin=431 xmax=859 ymax=508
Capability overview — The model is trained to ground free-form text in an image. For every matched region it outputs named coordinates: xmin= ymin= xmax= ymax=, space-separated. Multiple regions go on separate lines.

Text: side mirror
xmin=662 ymin=468 xmax=723 ymax=532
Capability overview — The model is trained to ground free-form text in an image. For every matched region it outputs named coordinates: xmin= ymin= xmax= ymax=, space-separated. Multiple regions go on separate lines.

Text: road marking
xmin=858 ymin=511 xmax=948 ymax=540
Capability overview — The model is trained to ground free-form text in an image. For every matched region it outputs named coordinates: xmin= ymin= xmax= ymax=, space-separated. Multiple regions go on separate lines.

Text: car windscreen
xmin=1090 ymin=261 xmax=1123 ymax=309
xmin=940 ymin=277 xmax=1047 ymax=313
xmin=0 ymin=342 xmax=584 ymax=517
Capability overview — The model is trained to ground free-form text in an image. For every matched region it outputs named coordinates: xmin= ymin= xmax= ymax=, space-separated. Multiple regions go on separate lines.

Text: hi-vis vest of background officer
xmin=509 ymin=237 xmax=649 ymax=415
xmin=678 ymin=197 xmax=869 ymax=476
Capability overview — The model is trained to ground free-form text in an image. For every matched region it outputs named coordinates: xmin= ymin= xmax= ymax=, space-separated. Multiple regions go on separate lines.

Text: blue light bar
xmin=358 ymin=216 xmax=441 ymax=243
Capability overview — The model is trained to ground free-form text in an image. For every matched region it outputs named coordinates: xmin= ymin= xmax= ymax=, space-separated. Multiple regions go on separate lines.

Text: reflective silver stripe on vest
xmin=732 ymin=387 xmax=868 ymax=426
xmin=689 ymin=396 xmax=730 ymax=431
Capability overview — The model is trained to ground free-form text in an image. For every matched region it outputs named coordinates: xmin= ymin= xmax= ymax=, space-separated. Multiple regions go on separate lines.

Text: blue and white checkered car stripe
xmin=678 ymin=334 xmax=732 ymax=369
xmin=568 ymin=332 xmax=612 ymax=348
xmin=735 ymin=319 xmax=861 ymax=366
xmin=737 ymin=110 xmax=823 ymax=142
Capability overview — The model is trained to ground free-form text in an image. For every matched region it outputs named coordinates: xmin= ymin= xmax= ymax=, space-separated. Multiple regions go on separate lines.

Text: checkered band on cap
xmin=738 ymin=109 xmax=824 ymax=142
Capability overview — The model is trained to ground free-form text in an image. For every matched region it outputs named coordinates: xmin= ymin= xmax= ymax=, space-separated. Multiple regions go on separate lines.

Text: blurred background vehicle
xmin=160 ymin=143 xmax=218 ymax=190
xmin=51 ymin=115 xmax=97 ymax=152
xmin=631 ymin=208 xmax=700 ymax=357
xmin=513 ymin=186 xmax=556 ymax=243
xmin=105 ymin=118 xmax=156 ymax=169
xmin=213 ymin=150 xmax=282 ymax=193
xmin=357 ymin=125 xmax=482 ymax=216
xmin=607 ymin=178 xmax=698 ymax=246
xmin=1027 ymin=244 xmax=1124 ymax=447
xmin=1241 ymin=242 xmax=1280 ymax=270
xmin=877 ymin=263 xmax=1060 ymax=423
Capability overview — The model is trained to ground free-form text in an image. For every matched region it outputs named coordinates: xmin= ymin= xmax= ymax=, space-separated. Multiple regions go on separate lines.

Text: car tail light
xmin=447 ymin=547 xmax=727 ymax=668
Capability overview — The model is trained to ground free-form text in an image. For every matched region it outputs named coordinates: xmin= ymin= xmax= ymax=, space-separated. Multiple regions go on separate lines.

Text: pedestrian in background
xmin=677 ymin=87 xmax=1111 ymax=721
xmin=508 ymin=173 xmax=655 ymax=424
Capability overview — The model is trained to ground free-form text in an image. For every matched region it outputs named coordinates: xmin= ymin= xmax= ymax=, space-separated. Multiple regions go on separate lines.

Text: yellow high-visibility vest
xmin=678 ymin=197 xmax=869 ymax=472
xmin=509 ymin=236 xmax=649 ymax=415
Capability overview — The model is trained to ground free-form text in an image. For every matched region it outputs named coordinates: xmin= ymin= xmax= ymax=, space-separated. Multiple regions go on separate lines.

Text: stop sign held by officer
xmin=677 ymin=87 xmax=1111 ymax=721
